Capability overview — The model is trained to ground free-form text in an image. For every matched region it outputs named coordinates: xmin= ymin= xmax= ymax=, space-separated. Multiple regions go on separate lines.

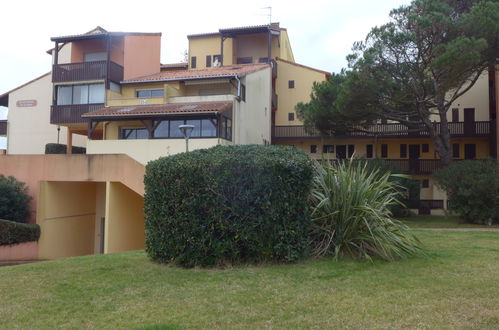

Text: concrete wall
xmin=6 ymin=74 xmax=86 ymax=154
xmin=235 ymin=67 xmax=271 ymax=144
xmin=105 ymin=182 xmax=144 ymax=254
xmin=87 ymin=138 xmax=220 ymax=165
xmin=38 ymin=181 xmax=97 ymax=259
xmin=275 ymin=59 xmax=328 ymax=126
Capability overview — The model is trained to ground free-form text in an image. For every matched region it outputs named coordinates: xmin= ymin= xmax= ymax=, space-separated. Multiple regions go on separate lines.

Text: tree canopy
xmin=297 ymin=0 xmax=498 ymax=164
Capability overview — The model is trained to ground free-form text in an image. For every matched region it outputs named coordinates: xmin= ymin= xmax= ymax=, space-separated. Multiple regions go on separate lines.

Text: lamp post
xmin=179 ymin=124 xmax=195 ymax=152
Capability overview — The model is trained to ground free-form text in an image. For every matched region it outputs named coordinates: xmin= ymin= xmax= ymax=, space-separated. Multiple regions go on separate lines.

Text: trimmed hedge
xmin=45 ymin=143 xmax=86 ymax=154
xmin=0 ymin=219 xmax=40 ymax=246
xmin=144 ymin=145 xmax=314 ymax=267
xmin=0 ymin=175 xmax=31 ymax=223
xmin=434 ymin=159 xmax=499 ymax=224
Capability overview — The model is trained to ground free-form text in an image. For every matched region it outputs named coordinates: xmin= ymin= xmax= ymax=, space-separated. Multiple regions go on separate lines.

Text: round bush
xmin=0 ymin=175 xmax=31 ymax=223
xmin=144 ymin=145 xmax=313 ymax=267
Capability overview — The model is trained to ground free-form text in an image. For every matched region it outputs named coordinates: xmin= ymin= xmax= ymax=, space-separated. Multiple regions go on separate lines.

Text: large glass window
xmin=201 ymin=119 xmax=217 ymax=137
xmin=154 ymin=121 xmax=169 ymax=138
xmin=121 ymin=127 xmax=148 ymax=139
xmin=186 ymin=120 xmax=201 ymax=137
xmin=89 ymin=84 xmax=105 ymax=103
xmin=136 ymin=89 xmax=164 ymax=98
xmin=56 ymin=84 xmax=104 ymax=105
xmin=169 ymin=120 xmax=184 ymax=138
xmin=57 ymin=86 xmax=73 ymax=105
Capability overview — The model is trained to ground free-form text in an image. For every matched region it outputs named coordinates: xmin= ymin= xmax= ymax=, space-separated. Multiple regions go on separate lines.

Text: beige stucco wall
xmin=235 ymin=67 xmax=271 ymax=144
xmin=275 ymin=59 xmax=328 ymax=126
xmin=279 ymin=30 xmax=295 ymax=62
xmin=38 ymin=181 xmax=97 ymax=259
xmin=87 ymin=138 xmax=220 ymax=164
xmin=52 ymin=42 xmax=72 ymax=65
xmin=189 ymin=35 xmax=233 ymax=68
xmin=6 ymin=73 xmax=86 ymax=154
xmin=105 ymin=182 xmax=145 ymax=254
xmin=429 ymin=72 xmax=490 ymax=122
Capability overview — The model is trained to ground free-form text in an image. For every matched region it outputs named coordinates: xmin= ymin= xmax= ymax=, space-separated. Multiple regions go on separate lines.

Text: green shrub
xmin=0 ymin=175 xmax=31 ymax=223
xmin=0 ymin=219 xmax=40 ymax=246
xmin=45 ymin=143 xmax=86 ymax=154
xmin=434 ymin=160 xmax=499 ymax=225
xmin=144 ymin=145 xmax=313 ymax=267
xmin=310 ymin=160 xmax=424 ymax=261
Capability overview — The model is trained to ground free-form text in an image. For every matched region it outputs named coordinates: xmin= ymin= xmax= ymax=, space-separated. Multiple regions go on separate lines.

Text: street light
xmin=179 ymin=124 xmax=195 ymax=152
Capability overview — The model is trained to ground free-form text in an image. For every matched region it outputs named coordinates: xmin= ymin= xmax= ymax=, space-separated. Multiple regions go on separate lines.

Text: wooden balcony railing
xmin=272 ymin=121 xmax=491 ymax=139
xmin=50 ymin=104 xmax=104 ymax=124
xmin=321 ymin=158 xmax=444 ymax=174
xmin=0 ymin=120 xmax=6 ymax=136
xmin=52 ymin=60 xmax=124 ymax=83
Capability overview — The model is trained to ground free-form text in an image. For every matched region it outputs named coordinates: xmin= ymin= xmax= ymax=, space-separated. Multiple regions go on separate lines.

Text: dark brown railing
xmin=272 ymin=121 xmax=491 ymax=139
xmin=52 ymin=61 xmax=123 ymax=83
xmin=50 ymin=104 xmax=104 ymax=124
xmin=0 ymin=120 xmax=6 ymax=136
xmin=321 ymin=158 xmax=444 ymax=174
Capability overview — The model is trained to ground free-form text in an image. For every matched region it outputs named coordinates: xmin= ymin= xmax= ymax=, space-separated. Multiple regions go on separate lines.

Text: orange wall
xmin=123 ymin=35 xmax=161 ymax=79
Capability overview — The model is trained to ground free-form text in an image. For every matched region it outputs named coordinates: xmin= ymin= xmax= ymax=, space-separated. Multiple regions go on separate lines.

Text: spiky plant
xmin=310 ymin=160 xmax=424 ymax=261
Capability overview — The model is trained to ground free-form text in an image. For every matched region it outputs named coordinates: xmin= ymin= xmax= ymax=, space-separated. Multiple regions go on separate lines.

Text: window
xmin=347 ymin=145 xmax=355 ymax=157
xmin=288 ymin=80 xmax=295 ymax=89
xmin=170 ymin=120 xmax=184 ymax=138
xmin=153 ymin=118 xmax=218 ymax=138
xmin=381 ymin=144 xmax=388 ymax=158
xmin=366 ymin=144 xmax=373 ymax=158
xmin=84 ymin=52 xmax=107 ymax=62
xmin=237 ymin=57 xmax=252 ymax=64
xmin=136 ymin=89 xmax=164 ymax=98
xmin=310 ymin=145 xmax=317 ymax=153
xmin=213 ymin=55 xmax=222 ymax=65
xmin=288 ymin=112 xmax=295 ymax=121
xmin=452 ymin=108 xmax=459 ymax=122
xmin=220 ymin=116 xmax=232 ymax=140
xmin=259 ymin=57 xmax=269 ymax=63
xmin=201 ymin=119 xmax=217 ymax=137
xmin=323 ymin=145 xmax=334 ymax=153
xmin=422 ymin=144 xmax=429 ymax=153
xmin=56 ymin=83 xmax=104 ymax=105
xmin=191 ymin=56 xmax=197 ymax=68
xmin=452 ymin=144 xmax=460 ymax=158
xmin=154 ymin=121 xmax=170 ymax=138
xmin=421 ymin=179 xmax=429 ymax=188
xmin=400 ymin=144 xmax=407 ymax=158
xmin=206 ymin=55 xmax=212 ymax=68
xmin=109 ymin=81 xmax=121 ymax=94
xmin=120 ymin=127 xmax=148 ymax=139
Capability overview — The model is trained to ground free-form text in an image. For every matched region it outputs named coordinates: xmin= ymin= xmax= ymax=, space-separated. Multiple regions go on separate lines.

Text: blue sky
xmin=0 ymin=0 xmax=411 ymax=148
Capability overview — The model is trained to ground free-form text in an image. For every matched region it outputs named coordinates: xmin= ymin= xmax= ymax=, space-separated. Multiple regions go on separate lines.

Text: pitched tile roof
xmin=160 ymin=63 xmax=188 ymax=69
xmin=82 ymin=102 xmax=232 ymax=119
xmin=122 ymin=63 xmax=269 ymax=84
xmin=51 ymin=26 xmax=161 ymax=42
xmin=187 ymin=23 xmax=281 ymax=38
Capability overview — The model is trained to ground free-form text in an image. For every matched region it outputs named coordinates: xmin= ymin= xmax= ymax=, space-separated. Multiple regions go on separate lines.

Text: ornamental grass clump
xmin=310 ymin=160 xmax=424 ymax=261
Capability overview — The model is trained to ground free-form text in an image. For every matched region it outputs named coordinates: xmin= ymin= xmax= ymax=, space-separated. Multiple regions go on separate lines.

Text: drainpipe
xmin=234 ymin=75 xmax=241 ymax=101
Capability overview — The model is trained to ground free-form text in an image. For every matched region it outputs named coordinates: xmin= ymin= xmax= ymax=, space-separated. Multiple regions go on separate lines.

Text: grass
xmin=401 ymin=215 xmax=499 ymax=228
xmin=1 ymin=231 xmax=499 ymax=329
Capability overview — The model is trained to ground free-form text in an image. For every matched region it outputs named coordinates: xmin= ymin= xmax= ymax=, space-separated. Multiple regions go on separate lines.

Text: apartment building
xmin=0 ymin=24 xmax=328 ymax=260
xmin=273 ymin=67 xmax=499 ymax=214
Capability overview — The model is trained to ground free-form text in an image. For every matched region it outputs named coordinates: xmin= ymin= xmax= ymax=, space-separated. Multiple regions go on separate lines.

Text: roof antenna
xmin=261 ymin=6 xmax=272 ymax=25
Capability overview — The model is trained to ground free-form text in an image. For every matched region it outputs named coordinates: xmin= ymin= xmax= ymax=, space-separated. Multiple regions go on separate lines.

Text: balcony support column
xmin=66 ymin=129 xmax=72 ymax=154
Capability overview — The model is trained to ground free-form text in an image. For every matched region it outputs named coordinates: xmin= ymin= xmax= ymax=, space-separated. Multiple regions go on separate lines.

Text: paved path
xmin=415 ymin=228 xmax=499 ymax=232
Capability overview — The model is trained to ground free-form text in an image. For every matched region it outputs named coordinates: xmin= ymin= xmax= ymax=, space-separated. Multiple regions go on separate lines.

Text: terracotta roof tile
xmin=122 ymin=63 xmax=269 ymax=84
xmin=82 ymin=101 xmax=232 ymax=119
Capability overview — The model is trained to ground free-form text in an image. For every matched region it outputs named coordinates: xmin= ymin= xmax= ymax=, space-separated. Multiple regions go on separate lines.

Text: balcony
xmin=272 ymin=121 xmax=491 ymax=140
xmin=52 ymin=61 xmax=123 ymax=83
xmin=0 ymin=120 xmax=6 ymax=136
xmin=51 ymin=104 xmax=104 ymax=124
xmin=322 ymin=158 xmax=444 ymax=174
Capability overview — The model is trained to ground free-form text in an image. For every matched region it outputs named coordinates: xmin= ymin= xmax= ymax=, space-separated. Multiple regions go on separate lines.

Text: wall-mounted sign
xmin=16 ymin=100 xmax=37 ymax=107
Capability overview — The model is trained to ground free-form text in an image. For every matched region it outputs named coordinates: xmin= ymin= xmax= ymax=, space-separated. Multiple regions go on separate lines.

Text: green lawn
xmin=401 ymin=215 xmax=499 ymax=228
xmin=1 ymin=230 xmax=499 ymax=329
